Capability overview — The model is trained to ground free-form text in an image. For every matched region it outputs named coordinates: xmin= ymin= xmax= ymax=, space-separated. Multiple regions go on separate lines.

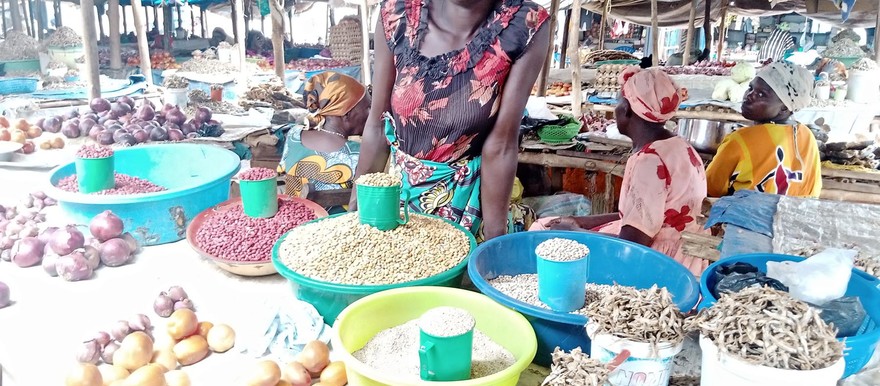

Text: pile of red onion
xmin=77 ymin=313 xmax=154 ymax=365
xmin=0 ymin=191 xmax=56 ymax=267
xmin=153 ymin=285 xmax=194 ymax=317
xmin=56 ymin=173 xmax=167 ymax=195
xmin=37 ymin=96 xmax=222 ymax=146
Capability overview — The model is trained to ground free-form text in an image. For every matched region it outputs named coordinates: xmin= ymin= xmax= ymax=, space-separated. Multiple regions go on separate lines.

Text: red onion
xmin=112 ymin=129 xmax=130 ymax=143
xmin=91 ymin=98 xmax=111 ymax=113
xmin=186 ymin=132 xmax=200 ymax=139
xmin=149 ymin=127 xmax=168 ymax=141
xmin=111 ymin=102 xmax=132 ymax=117
xmin=101 ymin=342 xmax=119 ymax=363
xmin=173 ymin=298 xmax=194 ymax=311
xmin=129 ymin=314 xmax=151 ymax=332
xmin=0 ymin=250 xmax=10 ymax=262
xmin=43 ymin=116 xmax=62 ymax=133
xmin=42 ymin=252 xmax=59 ymax=276
xmin=194 ymin=106 xmax=212 ymax=123
xmin=97 ymin=131 xmax=115 ymax=145
xmin=64 ymin=109 xmax=80 ymax=120
xmin=88 ymin=125 xmax=104 ymax=140
xmin=0 ymin=281 xmax=9 ymax=308
xmin=111 ymin=320 xmax=131 ymax=341
xmin=80 ymin=118 xmax=97 ymax=133
xmin=120 ymin=232 xmax=141 ymax=253
xmin=137 ymin=105 xmax=155 ymax=121
xmin=153 ymin=294 xmax=174 ymax=317
xmin=167 ymin=129 xmax=185 ymax=141
xmin=76 ymin=340 xmax=101 ymax=364
xmin=0 ymin=236 xmax=15 ymax=249
xmin=94 ymin=331 xmax=112 ymax=347
xmin=99 ymin=238 xmax=131 ymax=267
xmin=50 ymin=225 xmax=85 ymax=255
xmin=12 ymin=237 xmax=43 ymax=267
xmin=116 ymin=133 xmax=137 ymax=146
xmin=56 ymin=253 xmax=93 ymax=281
xmin=165 ymin=286 xmax=188 ymax=301
xmin=82 ymin=246 xmax=100 ymax=270
xmin=165 ymin=108 xmax=186 ymax=126
xmin=132 ymin=129 xmax=149 ymax=143
xmin=118 ymin=96 xmax=136 ymax=109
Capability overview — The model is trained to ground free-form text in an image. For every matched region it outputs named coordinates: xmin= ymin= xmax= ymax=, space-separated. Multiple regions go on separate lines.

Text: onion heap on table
xmin=0 ymin=191 xmax=57 ymax=264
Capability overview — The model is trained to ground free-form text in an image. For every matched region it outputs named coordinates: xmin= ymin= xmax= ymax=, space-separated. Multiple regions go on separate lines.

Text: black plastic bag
xmin=810 ymin=297 xmax=868 ymax=338
xmin=711 ymin=262 xmax=788 ymax=299
xmin=520 ymin=116 xmax=569 ymax=135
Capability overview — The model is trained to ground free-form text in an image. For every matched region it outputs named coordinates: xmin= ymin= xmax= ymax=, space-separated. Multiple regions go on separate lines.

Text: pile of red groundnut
xmin=239 ymin=167 xmax=277 ymax=181
xmin=56 ymin=173 xmax=167 ymax=195
xmin=195 ymin=199 xmax=317 ymax=262
xmin=76 ymin=144 xmax=115 ymax=159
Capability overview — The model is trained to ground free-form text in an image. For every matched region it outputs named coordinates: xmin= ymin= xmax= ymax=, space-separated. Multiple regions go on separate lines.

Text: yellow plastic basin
xmin=333 ymin=286 xmax=537 ymax=386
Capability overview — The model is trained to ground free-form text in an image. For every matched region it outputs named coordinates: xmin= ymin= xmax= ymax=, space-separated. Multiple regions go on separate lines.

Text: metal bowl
xmin=0 ymin=141 xmax=23 ymax=162
xmin=676 ymin=119 xmax=743 ymax=154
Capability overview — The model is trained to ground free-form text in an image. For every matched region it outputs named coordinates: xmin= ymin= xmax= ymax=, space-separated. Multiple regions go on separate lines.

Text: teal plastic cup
xmin=75 ymin=155 xmax=115 ymax=194
xmin=356 ymin=184 xmax=409 ymax=231
xmin=239 ymin=177 xmax=278 ymax=218
xmin=537 ymin=252 xmax=590 ymax=312
xmin=418 ymin=309 xmax=475 ymax=381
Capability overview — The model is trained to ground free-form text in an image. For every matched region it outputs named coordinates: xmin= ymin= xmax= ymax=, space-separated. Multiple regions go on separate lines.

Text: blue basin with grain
xmin=45 ymin=143 xmax=240 ymax=245
xmin=468 ymin=231 xmax=700 ymax=366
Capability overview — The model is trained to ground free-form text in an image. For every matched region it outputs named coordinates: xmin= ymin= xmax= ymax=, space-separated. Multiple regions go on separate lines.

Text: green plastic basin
xmin=271 ymin=213 xmax=478 ymax=325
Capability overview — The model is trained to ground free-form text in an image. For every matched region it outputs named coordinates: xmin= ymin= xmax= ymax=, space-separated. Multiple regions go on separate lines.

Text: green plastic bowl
xmin=3 ymin=59 xmax=40 ymax=73
xmin=271 ymin=213 xmax=478 ymax=325
xmin=333 ymin=286 xmax=537 ymax=386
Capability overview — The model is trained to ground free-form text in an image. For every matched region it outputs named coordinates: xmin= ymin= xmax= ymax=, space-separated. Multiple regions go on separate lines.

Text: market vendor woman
xmin=349 ymin=0 xmax=550 ymax=241
xmin=706 ymin=62 xmax=822 ymax=198
xmin=278 ymin=72 xmax=370 ymax=208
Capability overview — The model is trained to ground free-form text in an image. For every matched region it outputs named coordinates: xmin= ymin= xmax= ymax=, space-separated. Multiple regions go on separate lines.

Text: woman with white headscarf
xmin=706 ymin=62 xmax=822 ymax=198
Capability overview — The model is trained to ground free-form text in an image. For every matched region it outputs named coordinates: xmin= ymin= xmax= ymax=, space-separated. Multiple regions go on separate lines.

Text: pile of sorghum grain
xmin=488 ymin=274 xmax=619 ymax=316
xmin=353 ymin=319 xmax=514 ymax=381
xmin=56 ymin=174 xmax=166 ymax=195
xmin=355 ymin=172 xmax=401 ymax=187
xmin=76 ymin=145 xmax=114 ymax=159
xmin=535 ymin=238 xmax=590 ymax=261
xmin=277 ymin=213 xmax=470 ymax=285
xmin=195 ymin=199 xmax=316 ymax=262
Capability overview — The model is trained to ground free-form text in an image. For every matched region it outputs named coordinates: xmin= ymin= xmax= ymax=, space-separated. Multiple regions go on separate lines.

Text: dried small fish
xmin=163 ymin=75 xmax=189 ymax=89
xmin=585 ymin=285 xmax=685 ymax=346
xmin=0 ymin=31 xmax=39 ymax=60
xmin=45 ymin=26 xmax=82 ymax=48
xmin=686 ymin=287 xmax=844 ymax=371
xmin=542 ymin=347 xmax=609 ymax=386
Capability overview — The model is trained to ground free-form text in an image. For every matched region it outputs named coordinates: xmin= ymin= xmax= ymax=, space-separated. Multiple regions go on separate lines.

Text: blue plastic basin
xmin=45 ymin=144 xmax=240 ymax=245
xmin=700 ymin=253 xmax=880 ymax=377
xmin=468 ymin=231 xmax=701 ymax=366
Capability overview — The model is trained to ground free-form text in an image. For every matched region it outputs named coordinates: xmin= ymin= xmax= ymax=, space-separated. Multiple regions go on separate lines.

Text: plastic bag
xmin=711 ymin=262 xmax=788 ymax=299
xmin=766 ymin=248 xmax=857 ymax=306
xmin=525 ymin=97 xmax=559 ymax=120
xmin=809 ymin=296 xmax=868 ymax=338
xmin=522 ymin=193 xmax=592 ymax=218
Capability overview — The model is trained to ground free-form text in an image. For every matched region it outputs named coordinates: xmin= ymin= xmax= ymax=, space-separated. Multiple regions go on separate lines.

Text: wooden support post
xmin=190 ymin=7 xmax=195 ymax=36
xmin=176 ymin=4 xmax=182 ymax=30
xmin=360 ymin=0 xmax=371 ymax=85
xmin=26 ymin=0 xmax=36 ymax=36
xmin=231 ymin=0 xmax=239 ymax=43
xmin=109 ymin=0 xmax=122 ymax=70
xmin=288 ymin=8 xmax=293 ymax=39
xmin=122 ymin=6 xmax=127 ymax=35
xmin=598 ymin=0 xmax=610 ymax=50
xmin=96 ymin=4 xmax=105 ymax=39
xmin=703 ymin=0 xmax=711 ymax=57
xmin=80 ymin=0 xmax=101 ymax=100
xmin=651 ymin=0 xmax=659 ymax=66
xmin=234 ymin=0 xmax=246 ymax=71
xmin=567 ymin=0 xmax=582 ymax=117
xmin=202 ymin=9 xmax=208 ymax=37
xmin=269 ymin=0 xmax=284 ymax=78
xmin=537 ymin=0 xmax=559 ymax=97
xmin=21 ymin=0 xmax=32 ymax=36
xmin=558 ymin=9 xmax=570 ymax=69
xmin=131 ymin=0 xmax=153 ymax=85
xmin=36 ymin=0 xmax=46 ymax=38
xmin=716 ymin=1 xmax=728 ymax=60
xmin=1 ymin=0 xmax=6 ymax=38
xmin=163 ymin=4 xmax=172 ymax=51
xmin=153 ymin=6 xmax=158 ymax=31
xmin=53 ymin=0 xmax=61 ymax=28
xmin=682 ymin=0 xmax=697 ymax=65
xmin=875 ymin=2 xmax=880 ymax=62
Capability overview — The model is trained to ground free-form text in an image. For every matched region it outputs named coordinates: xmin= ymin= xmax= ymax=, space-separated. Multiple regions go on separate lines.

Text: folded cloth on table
xmin=705 ymin=190 xmax=779 ymax=237
xmin=240 ymin=299 xmax=332 ymax=362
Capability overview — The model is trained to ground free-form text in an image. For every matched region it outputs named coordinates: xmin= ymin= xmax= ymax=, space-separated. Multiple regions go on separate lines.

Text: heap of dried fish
xmin=855 ymin=256 xmax=880 ymax=279
xmin=789 ymin=243 xmax=880 ymax=279
xmin=582 ymin=49 xmax=637 ymax=64
xmin=541 ymin=347 xmax=609 ymax=386
xmin=163 ymin=75 xmax=189 ymax=89
xmin=687 ymin=287 xmax=844 ymax=371
xmin=186 ymin=89 xmax=245 ymax=116
xmin=179 ymin=54 xmax=238 ymax=75
xmin=240 ymin=82 xmax=303 ymax=110
xmin=46 ymin=26 xmax=83 ymax=48
xmin=584 ymin=285 xmax=685 ymax=346
xmin=0 ymin=31 xmax=40 ymax=60
xmin=668 ymin=376 xmax=701 ymax=386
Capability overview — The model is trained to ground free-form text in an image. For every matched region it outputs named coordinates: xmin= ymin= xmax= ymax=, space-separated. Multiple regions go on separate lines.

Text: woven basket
xmin=538 ymin=117 xmax=581 ymax=144
xmin=327 ymin=17 xmax=363 ymax=63
xmin=0 ymin=77 xmax=39 ymax=95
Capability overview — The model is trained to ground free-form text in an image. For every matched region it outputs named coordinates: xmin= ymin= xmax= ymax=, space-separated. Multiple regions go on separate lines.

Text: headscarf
xmin=755 ymin=62 xmax=814 ymax=113
xmin=619 ymin=67 xmax=683 ymax=123
xmin=303 ymin=72 xmax=366 ymax=129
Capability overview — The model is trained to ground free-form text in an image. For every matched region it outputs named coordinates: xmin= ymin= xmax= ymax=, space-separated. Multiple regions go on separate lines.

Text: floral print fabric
xmin=381 ymin=0 xmax=549 ymax=161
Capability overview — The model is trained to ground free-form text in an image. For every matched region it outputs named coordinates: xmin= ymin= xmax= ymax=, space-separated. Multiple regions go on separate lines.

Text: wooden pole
xmin=153 ymin=6 xmax=158 ymax=31
xmin=131 ymin=0 xmax=153 ymax=85
xmin=80 ymin=0 xmax=101 ymax=99
xmin=25 ymin=0 xmax=35 ymax=36
xmin=716 ymin=1 xmax=728 ymax=60
xmin=288 ymin=8 xmax=293 ymax=39
xmin=109 ymin=0 xmax=122 ymax=70
xmin=123 ymin=5 xmax=127 ymax=35
xmin=269 ymin=0 xmax=284 ymax=78
xmin=36 ymin=0 xmax=45 ymax=38
xmin=598 ymin=0 xmax=610 ymax=50
xmin=190 ymin=7 xmax=195 ymax=36
xmin=682 ymin=0 xmax=697 ymax=65
xmin=21 ymin=0 xmax=32 ymax=36
xmin=359 ymin=0 xmax=371 ymax=85
xmin=234 ymin=0 xmax=246 ymax=71
xmin=568 ymin=0 xmax=582 ymax=117
xmin=97 ymin=4 xmax=105 ymax=39
xmin=53 ymin=0 xmax=61 ymax=28
xmin=537 ymin=0 xmax=560 ymax=97
xmin=558 ymin=9 xmax=570 ymax=69
xmin=875 ymin=2 xmax=880 ymax=62
xmin=1 ymin=0 xmax=6 ymax=38
xmin=703 ymin=0 xmax=711 ymax=57
xmin=163 ymin=4 xmax=172 ymax=51
xmin=231 ymin=0 xmax=239 ymax=43
xmin=650 ymin=0 xmax=659 ymax=66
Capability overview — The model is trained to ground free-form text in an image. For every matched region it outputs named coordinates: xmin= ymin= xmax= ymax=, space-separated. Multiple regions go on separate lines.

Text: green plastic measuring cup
xmin=419 ymin=326 xmax=474 ymax=381
xmin=75 ymin=155 xmax=115 ymax=194
xmin=356 ymin=184 xmax=409 ymax=231
xmin=239 ymin=177 xmax=279 ymax=218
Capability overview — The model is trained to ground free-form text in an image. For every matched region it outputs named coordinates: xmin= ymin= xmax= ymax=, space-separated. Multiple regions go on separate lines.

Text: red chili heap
xmin=195 ymin=199 xmax=316 ymax=262
xmin=239 ymin=167 xmax=276 ymax=181
xmin=57 ymin=173 xmax=167 ymax=195
xmin=76 ymin=144 xmax=115 ymax=159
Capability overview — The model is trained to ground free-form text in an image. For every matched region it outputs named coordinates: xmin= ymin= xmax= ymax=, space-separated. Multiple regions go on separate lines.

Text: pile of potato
xmin=531 ymin=82 xmax=573 ymax=97
xmin=0 ymin=116 xmax=65 ymax=154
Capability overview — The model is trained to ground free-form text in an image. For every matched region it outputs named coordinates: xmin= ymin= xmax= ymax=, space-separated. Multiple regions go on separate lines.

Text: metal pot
xmin=675 ymin=119 xmax=742 ymax=154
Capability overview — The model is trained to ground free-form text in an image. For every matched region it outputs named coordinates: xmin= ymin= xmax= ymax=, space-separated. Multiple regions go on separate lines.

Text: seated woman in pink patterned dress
xmin=532 ymin=68 xmax=709 ymax=276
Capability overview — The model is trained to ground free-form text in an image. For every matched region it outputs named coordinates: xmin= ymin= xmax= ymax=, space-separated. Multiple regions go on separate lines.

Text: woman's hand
xmin=545 ymin=217 xmax=583 ymax=231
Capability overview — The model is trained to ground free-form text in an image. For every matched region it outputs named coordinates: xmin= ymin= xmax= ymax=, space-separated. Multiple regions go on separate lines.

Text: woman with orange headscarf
xmin=531 ymin=67 xmax=708 ymax=276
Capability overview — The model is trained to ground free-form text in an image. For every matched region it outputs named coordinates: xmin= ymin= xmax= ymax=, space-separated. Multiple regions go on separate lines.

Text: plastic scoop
xmin=239 ymin=177 xmax=279 ymax=218
xmin=75 ymin=155 xmax=115 ymax=194
xmin=418 ymin=307 xmax=475 ymax=382
xmin=537 ymin=249 xmax=590 ymax=312
xmin=356 ymin=184 xmax=409 ymax=231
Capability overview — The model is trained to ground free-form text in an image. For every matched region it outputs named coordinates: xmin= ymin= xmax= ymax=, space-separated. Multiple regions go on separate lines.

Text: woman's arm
xmin=705 ymin=134 xmax=742 ymax=197
xmin=480 ymin=24 xmax=550 ymax=240
xmin=349 ymin=17 xmax=396 ymax=210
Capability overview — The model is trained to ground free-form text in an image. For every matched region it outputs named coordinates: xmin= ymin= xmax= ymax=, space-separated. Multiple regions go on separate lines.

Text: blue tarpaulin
xmin=705 ymin=189 xmax=780 ymax=237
